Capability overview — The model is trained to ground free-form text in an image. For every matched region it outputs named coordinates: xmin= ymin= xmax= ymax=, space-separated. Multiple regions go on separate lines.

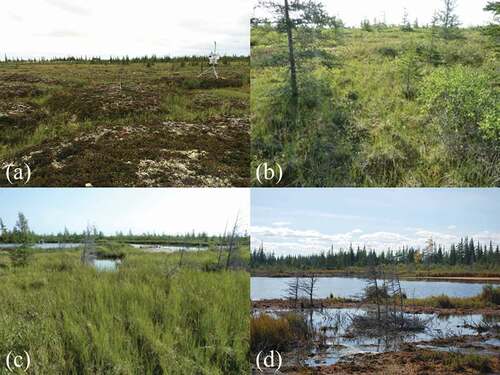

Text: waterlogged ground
xmin=129 ymin=243 xmax=210 ymax=253
xmin=0 ymin=61 xmax=249 ymax=186
xmin=253 ymin=308 xmax=500 ymax=374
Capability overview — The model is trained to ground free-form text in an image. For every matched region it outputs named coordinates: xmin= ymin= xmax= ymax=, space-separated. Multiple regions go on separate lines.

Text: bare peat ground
xmin=0 ymin=61 xmax=249 ymax=186
xmin=253 ymin=333 xmax=500 ymax=375
xmin=310 ymin=342 xmax=500 ymax=375
xmin=253 ymin=299 xmax=500 ymax=316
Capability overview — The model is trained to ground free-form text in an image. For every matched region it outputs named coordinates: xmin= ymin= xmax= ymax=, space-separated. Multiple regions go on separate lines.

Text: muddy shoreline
xmin=252 ymin=334 xmax=500 ymax=374
xmin=253 ymin=298 xmax=500 ymax=316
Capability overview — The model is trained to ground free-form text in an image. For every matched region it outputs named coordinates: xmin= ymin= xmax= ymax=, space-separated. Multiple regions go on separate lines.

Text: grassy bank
xmin=406 ymin=285 xmax=500 ymax=310
xmin=0 ymin=60 xmax=250 ymax=186
xmin=0 ymin=245 xmax=250 ymax=374
xmin=251 ymin=264 xmax=500 ymax=279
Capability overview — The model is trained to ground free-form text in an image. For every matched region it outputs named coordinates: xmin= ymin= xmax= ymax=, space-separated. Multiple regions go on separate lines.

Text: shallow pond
xmin=0 ymin=243 xmax=81 ymax=250
xmin=129 ymin=243 xmax=209 ymax=253
xmin=255 ymin=307 xmax=499 ymax=367
xmin=252 ymin=277 xmax=491 ymax=300
xmin=92 ymin=259 xmax=121 ymax=271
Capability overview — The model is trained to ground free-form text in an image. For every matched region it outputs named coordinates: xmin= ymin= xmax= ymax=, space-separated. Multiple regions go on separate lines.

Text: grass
xmin=0 ymin=244 xmax=250 ymax=374
xmin=419 ymin=351 xmax=493 ymax=373
xmin=407 ymin=285 xmax=500 ymax=309
xmin=0 ymin=60 xmax=250 ymax=187
xmin=251 ymin=26 xmax=499 ymax=187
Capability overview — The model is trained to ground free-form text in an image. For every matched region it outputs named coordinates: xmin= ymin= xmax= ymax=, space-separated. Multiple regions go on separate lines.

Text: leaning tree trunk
xmin=284 ymin=0 xmax=299 ymax=122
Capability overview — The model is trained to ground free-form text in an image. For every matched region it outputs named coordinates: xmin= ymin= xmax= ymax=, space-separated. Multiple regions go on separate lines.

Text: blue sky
xmin=251 ymin=189 xmax=500 ymax=255
xmin=255 ymin=0 xmax=494 ymax=27
xmin=0 ymin=189 xmax=249 ymax=235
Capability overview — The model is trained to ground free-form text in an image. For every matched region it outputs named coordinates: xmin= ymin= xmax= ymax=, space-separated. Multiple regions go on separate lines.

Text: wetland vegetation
xmin=250 ymin=239 xmax=500 ymax=373
xmin=251 ymin=0 xmax=499 ymax=186
xmin=0 ymin=56 xmax=249 ymax=187
xmin=0 ymin=212 xmax=250 ymax=374
xmin=251 ymin=276 xmax=500 ymax=374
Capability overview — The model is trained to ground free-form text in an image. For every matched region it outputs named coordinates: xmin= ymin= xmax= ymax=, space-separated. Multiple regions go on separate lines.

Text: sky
xmin=254 ymin=0 xmax=493 ymax=27
xmin=0 ymin=188 xmax=249 ymax=236
xmin=0 ymin=0 xmax=251 ymax=59
xmin=251 ymin=189 xmax=500 ymax=256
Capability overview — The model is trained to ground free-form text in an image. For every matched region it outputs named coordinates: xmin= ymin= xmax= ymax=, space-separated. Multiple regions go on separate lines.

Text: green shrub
xmin=9 ymin=247 xmax=32 ymax=267
xmin=419 ymin=66 xmax=499 ymax=152
xmin=398 ymin=46 xmax=423 ymax=100
xmin=378 ymin=47 xmax=398 ymax=58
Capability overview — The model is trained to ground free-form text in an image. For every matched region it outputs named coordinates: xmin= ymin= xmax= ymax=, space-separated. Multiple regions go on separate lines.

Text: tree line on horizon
xmin=0 ymin=212 xmax=248 ymax=245
xmin=251 ymin=238 xmax=500 ymax=269
xmin=0 ymin=54 xmax=249 ymax=65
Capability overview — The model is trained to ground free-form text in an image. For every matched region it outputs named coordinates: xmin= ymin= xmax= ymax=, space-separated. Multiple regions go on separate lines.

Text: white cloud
xmin=1 ymin=0 xmax=251 ymax=58
xmin=271 ymin=221 xmax=291 ymax=227
xmin=252 ymin=225 xmax=500 ymax=256
xmin=255 ymin=0 xmax=492 ymax=28
xmin=470 ymin=231 xmax=500 ymax=244
xmin=447 ymin=225 xmax=457 ymax=230
xmin=44 ymin=0 xmax=91 ymax=16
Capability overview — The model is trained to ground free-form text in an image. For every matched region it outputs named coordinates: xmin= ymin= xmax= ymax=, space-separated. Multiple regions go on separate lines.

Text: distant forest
xmin=0 ymin=212 xmax=248 ymax=244
xmin=251 ymin=238 xmax=500 ymax=269
xmin=0 ymin=54 xmax=249 ymax=65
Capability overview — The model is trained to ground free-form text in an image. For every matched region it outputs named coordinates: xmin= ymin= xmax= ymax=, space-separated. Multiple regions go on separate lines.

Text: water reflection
xmin=252 ymin=277 xmax=492 ymax=299
xmin=92 ymin=259 xmax=121 ymax=271
xmin=0 ymin=243 xmax=81 ymax=250
xmin=254 ymin=307 xmax=499 ymax=367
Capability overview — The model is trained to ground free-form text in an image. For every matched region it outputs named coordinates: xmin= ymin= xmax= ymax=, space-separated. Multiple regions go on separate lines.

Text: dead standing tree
xmin=300 ymin=274 xmax=318 ymax=308
xmin=217 ymin=221 xmax=228 ymax=267
xmin=81 ymin=223 xmax=97 ymax=265
xmin=285 ymin=276 xmax=302 ymax=307
xmin=386 ymin=260 xmax=405 ymax=327
xmin=225 ymin=213 xmax=240 ymax=270
xmin=365 ymin=262 xmax=383 ymax=322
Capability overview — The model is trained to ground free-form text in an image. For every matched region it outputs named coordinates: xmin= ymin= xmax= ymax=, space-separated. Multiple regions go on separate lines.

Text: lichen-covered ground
xmin=0 ymin=61 xmax=249 ymax=186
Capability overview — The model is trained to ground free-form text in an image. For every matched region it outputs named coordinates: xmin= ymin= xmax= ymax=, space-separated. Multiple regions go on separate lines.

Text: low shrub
xmin=9 ymin=247 xmax=32 ymax=267
xmin=364 ymin=284 xmax=389 ymax=302
xmin=480 ymin=285 xmax=500 ymax=305
xmin=251 ymin=314 xmax=292 ymax=352
xmin=250 ymin=312 xmax=310 ymax=353
xmin=434 ymin=295 xmax=455 ymax=308
xmin=378 ymin=47 xmax=398 ymax=58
